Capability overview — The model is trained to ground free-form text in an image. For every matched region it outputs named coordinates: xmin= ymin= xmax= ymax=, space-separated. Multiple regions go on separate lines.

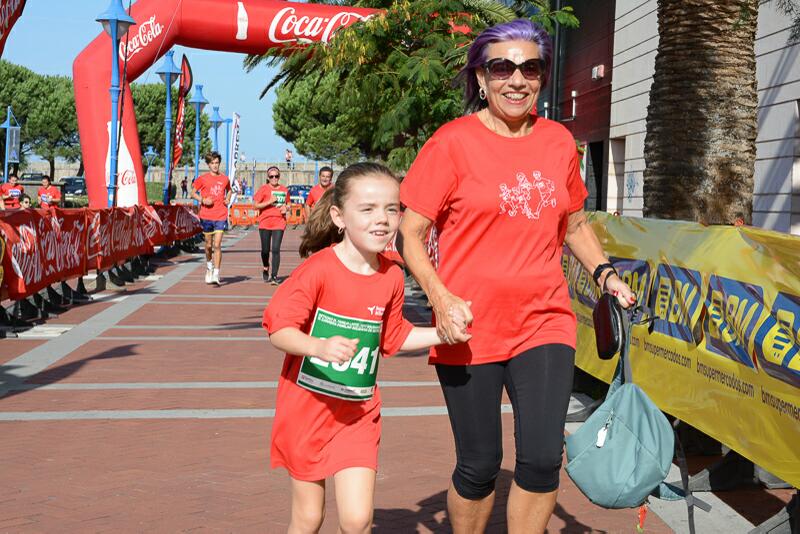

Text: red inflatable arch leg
xmin=73 ymin=0 xmax=378 ymax=208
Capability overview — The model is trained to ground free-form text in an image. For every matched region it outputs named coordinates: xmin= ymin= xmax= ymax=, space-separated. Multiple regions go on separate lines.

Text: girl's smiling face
xmin=330 ymin=174 xmax=401 ymax=255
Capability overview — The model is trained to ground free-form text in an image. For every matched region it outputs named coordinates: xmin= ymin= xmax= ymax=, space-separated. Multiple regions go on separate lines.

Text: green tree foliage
xmin=247 ymin=0 xmax=577 ymax=170
xmin=0 ymin=60 xmax=79 ymax=176
xmin=130 ymin=83 xmax=212 ymax=169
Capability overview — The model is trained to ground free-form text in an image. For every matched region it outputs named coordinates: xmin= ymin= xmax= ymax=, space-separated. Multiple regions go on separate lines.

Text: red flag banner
xmin=0 ymin=0 xmax=27 ymax=58
xmin=0 ymin=208 xmax=87 ymax=300
xmin=171 ymin=55 xmax=193 ymax=176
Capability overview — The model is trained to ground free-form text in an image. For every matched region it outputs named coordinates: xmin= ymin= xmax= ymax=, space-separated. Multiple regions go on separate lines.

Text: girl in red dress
xmin=263 ymin=162 xmax=466 ymax=534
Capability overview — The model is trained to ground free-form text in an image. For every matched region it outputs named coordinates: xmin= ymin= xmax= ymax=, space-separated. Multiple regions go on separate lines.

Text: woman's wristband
xmin=592 ymin=262 xmax=617 ymax=287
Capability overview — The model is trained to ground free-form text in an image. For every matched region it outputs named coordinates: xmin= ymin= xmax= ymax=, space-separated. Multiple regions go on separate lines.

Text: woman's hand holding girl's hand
xmin=432 ymin=291 xmax=472 ymax=345
xmin=314 ymin=336 xmax=359 ymax=364
xmin=604 ymin=273 xmax=637 ymax=309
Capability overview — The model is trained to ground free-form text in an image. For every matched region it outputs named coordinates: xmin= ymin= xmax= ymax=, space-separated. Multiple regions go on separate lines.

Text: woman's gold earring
xmin=337 ymin=226 xmax=344 ymax=235
xmin=479 ymin=87 xmax=486 ymax=100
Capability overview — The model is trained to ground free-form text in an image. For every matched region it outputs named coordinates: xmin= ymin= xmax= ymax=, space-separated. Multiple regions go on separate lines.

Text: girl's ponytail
xmin=299 ymin=188 xmax=341 ymax=257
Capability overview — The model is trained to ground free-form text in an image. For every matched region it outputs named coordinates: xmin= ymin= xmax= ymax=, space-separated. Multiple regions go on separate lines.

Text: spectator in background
xmin=1 ymin=174 xmax=24 ymax=209
xmin=19 ymin=194 xmax=32 ymax=209
xmin=304 ymin=166 xmax=334 ymax=221
xmin=181 ymin=177 xmax=189 ymax=199
xmin=38 ymin=176 xmax=61 ymax=208
xmin=285 ymin=148 xmax=293 ymax=170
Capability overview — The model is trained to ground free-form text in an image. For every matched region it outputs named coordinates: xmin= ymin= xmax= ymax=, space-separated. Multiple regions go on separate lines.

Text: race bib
xmin=41 ymin=194 xmax=51 ymax=203
xmin=272 ymin=190 xmax=287 ymax=206
xmin=10 ymin=189 xmax=20 ymax=197
xmin=297 ymin=307 xmax=383 ymax=401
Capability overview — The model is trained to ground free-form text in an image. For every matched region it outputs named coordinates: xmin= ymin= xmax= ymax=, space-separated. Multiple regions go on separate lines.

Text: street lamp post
xmin=209 ymin=106 xmax=223 ymax=153
xmin=96 ymin=0 xmax=136 ymax=208
xmin=143 ymin=145 xmax=158 ymax=183
xmin=187 ymin=84 xmax=208 ymax=181
xmin=223 ymin=117 xmax=232 ymax=175
xmin=1 ymin=106 xmax=20 ymax=183
xmin=156 ymin=50 xmax=182 ymax=205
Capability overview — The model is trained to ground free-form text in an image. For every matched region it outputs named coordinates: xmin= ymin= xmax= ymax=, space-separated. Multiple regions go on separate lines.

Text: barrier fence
xmin=564 ymin=213 xmax=800 ymax=487
xmin=0 ymin=205 xmax=201 ymax=301
xmin=228 ymin=202 xmax=307 ymax=228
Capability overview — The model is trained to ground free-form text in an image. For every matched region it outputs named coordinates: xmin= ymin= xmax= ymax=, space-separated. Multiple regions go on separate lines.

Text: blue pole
xmin=162 ymin=73 xmax=174 ymax=205
xmin=213 ymin=124 xmax=219 ymax=153
xmin=108 ymin=22 xmax=121 ymax=207
xmin=3 ymin=106 xmax=10 ymax=183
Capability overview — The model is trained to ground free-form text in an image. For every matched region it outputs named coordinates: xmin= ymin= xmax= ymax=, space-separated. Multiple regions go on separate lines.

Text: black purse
xmin=592 ymin=292 xmax=624 ymax=359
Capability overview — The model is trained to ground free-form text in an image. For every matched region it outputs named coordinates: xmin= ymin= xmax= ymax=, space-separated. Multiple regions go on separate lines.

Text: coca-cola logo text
xmin=268 ymin=7 xmax=373 ymax=45
xmin=119 ymin=169 xmax=138 ymax=187
xmin=119 ymin=15 xmax=163 ymax=61
xmin=0 ymin=0 xmax=24 ymax=42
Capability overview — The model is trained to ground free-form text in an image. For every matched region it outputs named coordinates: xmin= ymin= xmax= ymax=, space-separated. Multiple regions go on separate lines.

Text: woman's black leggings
xmin=259 ymin=229 xmax=284 ymax=278
xmin=435 ymin=343 xmax=575 ymax=499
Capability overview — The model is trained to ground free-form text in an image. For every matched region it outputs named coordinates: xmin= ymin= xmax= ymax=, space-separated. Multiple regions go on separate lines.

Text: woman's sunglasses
xmin=482 ymin=58 xmax=545 ymax=81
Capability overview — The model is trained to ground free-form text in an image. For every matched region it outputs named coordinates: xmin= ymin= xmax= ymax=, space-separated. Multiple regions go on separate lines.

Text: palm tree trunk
xmin=643 ymin=0 xmax=758 ymax=224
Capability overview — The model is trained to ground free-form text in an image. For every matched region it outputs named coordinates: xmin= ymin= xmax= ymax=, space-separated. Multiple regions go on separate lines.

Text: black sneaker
xmin=262 ymin=270 xmax=270 ymax=282
xmin=270 ymin=276 xmax=280 ymax=286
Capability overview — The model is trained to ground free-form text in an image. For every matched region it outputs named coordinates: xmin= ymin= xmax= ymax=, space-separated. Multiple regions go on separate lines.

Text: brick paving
xmin=0 ymin=228 xmax=791 ymax=533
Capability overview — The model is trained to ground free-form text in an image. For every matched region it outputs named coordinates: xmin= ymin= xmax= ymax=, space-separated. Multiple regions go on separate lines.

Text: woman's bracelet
xmin=592 ymin=262 xmax=618 ymax=288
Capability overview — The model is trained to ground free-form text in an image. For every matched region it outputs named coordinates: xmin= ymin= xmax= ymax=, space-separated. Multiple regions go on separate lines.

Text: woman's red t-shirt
xmin=254 ymin=184 xmax=290 ymax=230
xmin=262 ymin=246 xmax=413 ymax=480
xmin=400 ymin=114 xmax=588 ymax=366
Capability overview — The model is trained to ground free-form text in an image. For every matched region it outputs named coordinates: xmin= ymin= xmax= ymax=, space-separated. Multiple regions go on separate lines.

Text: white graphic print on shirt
xmin=499 ymin=171 xmax=557 ymax=220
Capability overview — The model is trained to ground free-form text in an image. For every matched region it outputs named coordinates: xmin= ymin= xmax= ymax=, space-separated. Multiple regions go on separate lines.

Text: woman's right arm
xmin=399 ymin=209 xmax=472 ymax=344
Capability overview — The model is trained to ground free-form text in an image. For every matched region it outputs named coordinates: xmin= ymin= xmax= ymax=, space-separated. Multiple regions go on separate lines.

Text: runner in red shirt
xmin=398 ymin=20 xmax=636 ymax=532
xmin=304 ymin=165 xmax=334 ymax=221
xmin=253 ymin=166 xmax=290 ymax=284
xmin=192 ymin=151 xmax=231 ymax=285
xmin=263 ymin=162 xmax=462 ymax=534
xmin=37 ymin=176 xmax=61 ymax=208
xmin=1 ymin=174 xmax=24 ymax=209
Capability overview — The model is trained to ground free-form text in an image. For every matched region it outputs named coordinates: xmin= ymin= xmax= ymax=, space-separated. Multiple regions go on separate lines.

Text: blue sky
xmin=3 ymin=0 xmax=295 ymax=164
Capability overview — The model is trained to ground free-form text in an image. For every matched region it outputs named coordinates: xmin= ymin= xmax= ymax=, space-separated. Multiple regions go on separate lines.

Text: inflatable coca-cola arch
xmin=73 ymin=0 xmax=378 ymax=208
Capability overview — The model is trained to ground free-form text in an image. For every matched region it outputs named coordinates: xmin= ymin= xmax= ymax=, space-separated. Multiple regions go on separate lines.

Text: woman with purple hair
xmin=399 ymin=19 xmax=635 ymax=533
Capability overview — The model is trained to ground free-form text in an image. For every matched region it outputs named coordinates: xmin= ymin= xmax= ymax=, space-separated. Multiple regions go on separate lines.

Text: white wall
xmin=608 ymin=0 xmax=800 ymax=234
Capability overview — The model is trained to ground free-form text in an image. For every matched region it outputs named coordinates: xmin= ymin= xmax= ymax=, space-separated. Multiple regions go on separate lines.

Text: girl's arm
xmin=399 ymin=327 xmax=443 ymax=352
xmin=269 ymin=327 xmax=358 ymax=364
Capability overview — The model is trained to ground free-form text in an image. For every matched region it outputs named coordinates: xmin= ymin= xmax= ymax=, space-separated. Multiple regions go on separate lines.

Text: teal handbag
xmin=565 ymin=300 xmax=710 ymax=530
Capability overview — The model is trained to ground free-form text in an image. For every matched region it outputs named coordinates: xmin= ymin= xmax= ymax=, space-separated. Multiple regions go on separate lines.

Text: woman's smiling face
xmin=478 ymin=40 xmax=542 ymax=124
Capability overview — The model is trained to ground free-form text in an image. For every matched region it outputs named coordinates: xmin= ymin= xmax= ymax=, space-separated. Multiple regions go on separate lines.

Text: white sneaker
xmin=212 ymin=269 xmax=221 ymax=286
xmin=205 ymin=268 xmax=213 ymax=284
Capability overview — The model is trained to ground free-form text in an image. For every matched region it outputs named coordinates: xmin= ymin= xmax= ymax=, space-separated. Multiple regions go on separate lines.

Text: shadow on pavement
xmin=0 ymin=344 xmax=140 ymax=400
xmin=373 ymin=469 xmax=597 ymax=533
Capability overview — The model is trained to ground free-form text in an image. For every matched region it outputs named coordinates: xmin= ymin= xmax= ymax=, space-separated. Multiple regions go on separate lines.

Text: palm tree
xmin=643 ymin=0 xmax=759 ymax=225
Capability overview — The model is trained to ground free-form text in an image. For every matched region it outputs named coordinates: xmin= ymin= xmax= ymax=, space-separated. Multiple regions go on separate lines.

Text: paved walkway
xmin=0 ymin=229 xmax=792 ymax=532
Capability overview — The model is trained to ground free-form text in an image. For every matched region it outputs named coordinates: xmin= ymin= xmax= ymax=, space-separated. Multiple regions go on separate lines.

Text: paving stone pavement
xmin=0 ymin=228 xmax=793 ymax=533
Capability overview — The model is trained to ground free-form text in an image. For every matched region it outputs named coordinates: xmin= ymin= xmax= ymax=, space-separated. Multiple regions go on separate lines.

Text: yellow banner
xmin=565 ymin=213 xmax=800 ymax=487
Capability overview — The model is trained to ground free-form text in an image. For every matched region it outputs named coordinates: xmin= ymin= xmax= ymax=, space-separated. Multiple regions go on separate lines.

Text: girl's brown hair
xmin=299 ymin=162 xmax=398 ymax=258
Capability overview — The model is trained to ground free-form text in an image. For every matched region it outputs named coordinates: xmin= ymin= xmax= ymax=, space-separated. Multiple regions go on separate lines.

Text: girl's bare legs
xmin=334 ymin=467 xmax=376 ymax=534
xmin=289 ymin=478 xmax=326 ymax=534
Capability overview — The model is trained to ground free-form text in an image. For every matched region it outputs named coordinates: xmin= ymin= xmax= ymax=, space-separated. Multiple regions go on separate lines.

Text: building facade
xmin=550 ymin=1 xmax=800 ymax=234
